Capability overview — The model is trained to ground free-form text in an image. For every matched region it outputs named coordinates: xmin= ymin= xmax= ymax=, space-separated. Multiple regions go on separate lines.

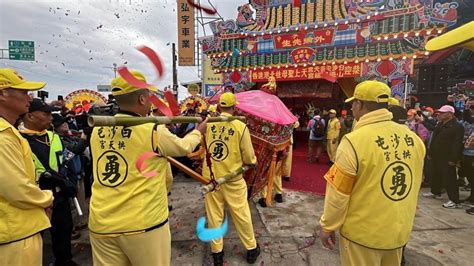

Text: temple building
xmin=201 ymin=0 xmax=471 ymax=115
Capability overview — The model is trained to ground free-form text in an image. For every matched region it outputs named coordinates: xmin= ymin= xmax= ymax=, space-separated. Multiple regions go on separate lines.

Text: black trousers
xmin=431 ymin=156 xmax=459 ymax=203
xmin=83 ymin=157 xmax=93 ymax=198
xmin=423 ymin=156 xmax=433 ymax=184
xmin=462 ymin=155 xmax=474 ymax=200
xmin=50 ymin=196 xmax=73 ymax=265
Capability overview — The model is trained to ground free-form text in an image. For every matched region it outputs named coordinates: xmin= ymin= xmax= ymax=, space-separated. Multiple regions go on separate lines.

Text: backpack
xmin=311 ymin=119 xmax=325 ymax=138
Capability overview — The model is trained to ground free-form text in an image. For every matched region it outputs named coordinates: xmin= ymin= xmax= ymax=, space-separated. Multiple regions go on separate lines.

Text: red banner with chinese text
xmin=290 ymin=47 xmax=315 ymax=64
xmin=274 ymin=29 xmax=334 ymax=49
xmin=249 ymin=63 xmax=362 ymax=82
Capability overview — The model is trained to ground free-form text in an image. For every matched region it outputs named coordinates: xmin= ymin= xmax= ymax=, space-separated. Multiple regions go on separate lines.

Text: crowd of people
xmin=0 ymin=67 xmax=472 ymax=266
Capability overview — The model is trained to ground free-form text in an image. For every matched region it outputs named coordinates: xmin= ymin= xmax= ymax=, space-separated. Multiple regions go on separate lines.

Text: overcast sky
xmin=0 ymin=0 xmax=246 ymax=100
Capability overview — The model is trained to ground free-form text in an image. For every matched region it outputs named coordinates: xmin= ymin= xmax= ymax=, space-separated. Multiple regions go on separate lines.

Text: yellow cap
xmin=345 ymin=80 xmax=391 ymax=103
xmin=219 ymin=92 xmax=239 ymax=107
xmin=388 ymin=97 xmax=400 ymax=106
xmin=0 ymin=68 xmax=46 ymax=91
xmin=208 ymin=104 xmax=217 ymax=113
xmin=329 ymin=109 xmax=337 ymax=114
xmin=111 ymin=70 xmax=157 ymax=96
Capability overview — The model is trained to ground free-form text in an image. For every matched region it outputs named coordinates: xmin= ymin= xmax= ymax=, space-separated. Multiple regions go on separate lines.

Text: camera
xmin=77 ymin=101 xmax=120 ymax=136
xmin=89 ymin=102 xmax=120 ymax=116
xmin=37 ymin=90 xmax=49 ymax=100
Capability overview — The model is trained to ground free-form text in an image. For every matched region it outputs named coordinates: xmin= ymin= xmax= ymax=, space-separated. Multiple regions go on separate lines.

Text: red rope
xmin=202 ymin=136 xmax=219 ymax=191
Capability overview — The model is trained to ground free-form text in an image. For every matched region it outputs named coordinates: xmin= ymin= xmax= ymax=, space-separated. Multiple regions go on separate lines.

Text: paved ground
xmin=44 ymin=175 xmax=474 ymax=265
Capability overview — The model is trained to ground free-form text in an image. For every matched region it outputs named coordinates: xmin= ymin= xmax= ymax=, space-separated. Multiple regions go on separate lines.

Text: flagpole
xmin=403 ymin=74 xmax=409 ymax=107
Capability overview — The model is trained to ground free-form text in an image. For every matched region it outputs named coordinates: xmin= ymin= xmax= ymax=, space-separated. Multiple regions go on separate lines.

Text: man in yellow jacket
xmin=89 ymin=71 xmax=207 ymax=266
xmin=326 ymin=109 xmax=341 ymax=164
xmin=319 ymin=81 xmax=425 ymax=265
xmin=0 ymin=68 xmax=53 ymax=265
xmin=203 ymin=92 xmax=260 ymax=265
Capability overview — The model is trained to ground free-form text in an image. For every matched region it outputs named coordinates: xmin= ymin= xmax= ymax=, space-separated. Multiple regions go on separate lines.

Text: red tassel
xmin=150 ymin=94 xmax=173 ymax=117
xmin=117 ymin=45 xmax=165 ymax=89
xmin=136 ymin=45 xmax=164 ymax=78
xmin=164 ymin=90 xmax=181 ymax=116
xmin=187 ymin=0 xmax=217 ymax=15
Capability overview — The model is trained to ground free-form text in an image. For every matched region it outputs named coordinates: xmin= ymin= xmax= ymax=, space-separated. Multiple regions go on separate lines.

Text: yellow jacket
xmin=0 ymin=118 xmax=53 ymax=244
xmin=326 ymin=117 xmax=341 ymax=140
xmin=89 ymin=113 xmax=201 ymax=235
xmin=320 ymin=109 xmax=425 ymax=249
xmin=202 ymin=112 xmax=256 ymax=181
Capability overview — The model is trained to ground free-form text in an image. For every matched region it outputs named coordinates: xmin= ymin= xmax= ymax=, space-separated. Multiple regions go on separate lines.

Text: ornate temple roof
xmin=244 ymin=0 xmax=376 ymax=32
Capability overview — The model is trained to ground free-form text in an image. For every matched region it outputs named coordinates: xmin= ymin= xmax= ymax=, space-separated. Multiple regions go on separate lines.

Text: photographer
xmin=407 ymin=109 xmax=430 ymax=143
xmin=419 ymin=107 xmax=437 ymax=187
xmin=19 ymin=99 xmax=77 ymax=266
xmin=419 ymin=107 xmax=437 ymax=130
xmin=61 ymin=110 xmax=79 ymax=132
xmin=52 ymin=113 xmax=89 ymax=231
xmin=52 ymin=114 xmax=88 ymax=154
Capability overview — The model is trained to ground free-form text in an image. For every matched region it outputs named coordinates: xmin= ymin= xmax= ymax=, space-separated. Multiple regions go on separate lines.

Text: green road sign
xmin=8 ymin=40 xmax=35 ymax=61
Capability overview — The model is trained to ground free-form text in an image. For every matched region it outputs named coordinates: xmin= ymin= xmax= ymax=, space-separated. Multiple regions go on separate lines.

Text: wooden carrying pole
xmin=166 ymin=157 xmax=251 ymax=194
xmin=88 ymin=115 xmax=246 ymax=127
xmin=166 ymin=157 xmax=209 ymax=185
xmin=201 ymin=166 xmax=251 ymax=195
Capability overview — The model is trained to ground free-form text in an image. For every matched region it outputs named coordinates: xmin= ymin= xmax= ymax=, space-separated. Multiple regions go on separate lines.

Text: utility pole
xmin=172 ymin=43 xmax=178 ymax=96
xmin=0 ymin=49 xmax=8 ymax=59
xmin=103 ymin=63 xmax=118 ymax=78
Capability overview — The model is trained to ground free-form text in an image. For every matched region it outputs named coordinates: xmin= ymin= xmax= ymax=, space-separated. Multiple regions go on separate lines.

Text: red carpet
xmin=283 ymin=143 xmax=329 ymax=196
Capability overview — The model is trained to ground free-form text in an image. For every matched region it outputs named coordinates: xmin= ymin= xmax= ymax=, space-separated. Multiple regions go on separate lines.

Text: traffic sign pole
xmin=0 ymin=49 xmax=8 ymax=60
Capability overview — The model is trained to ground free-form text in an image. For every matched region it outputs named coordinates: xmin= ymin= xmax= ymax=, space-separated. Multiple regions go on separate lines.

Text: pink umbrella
xmin=235 ymin=90 xmax=297 ymax=125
